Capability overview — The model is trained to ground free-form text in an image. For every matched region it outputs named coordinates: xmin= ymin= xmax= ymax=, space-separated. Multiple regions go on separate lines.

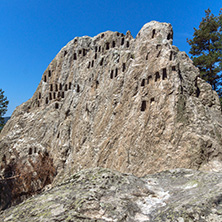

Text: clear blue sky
xmin=1 ymin=0 xmax=221 ymax=116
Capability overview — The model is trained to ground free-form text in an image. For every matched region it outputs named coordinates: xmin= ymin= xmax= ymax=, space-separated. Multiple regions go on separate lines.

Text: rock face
xmin=1 ymin=21 xmax=222 ymax=208
xmin=1 ymin=167 xmax=222 ymax=222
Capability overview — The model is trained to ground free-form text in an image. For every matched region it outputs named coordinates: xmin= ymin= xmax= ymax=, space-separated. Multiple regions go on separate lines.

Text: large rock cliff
xmin=1 ymin=21 xmax=222 ymax=209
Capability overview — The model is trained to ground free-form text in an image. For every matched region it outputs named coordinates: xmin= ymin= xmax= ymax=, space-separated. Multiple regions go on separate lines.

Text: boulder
xmin=1 ymin=168 xmax=222 ymax=221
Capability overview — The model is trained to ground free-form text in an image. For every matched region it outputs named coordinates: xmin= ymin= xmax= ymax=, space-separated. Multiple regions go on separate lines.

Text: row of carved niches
xmin=36 ymin=82 xmax=80 ymax=108
xmin=140 ymin=65 xmax=179 ymax=111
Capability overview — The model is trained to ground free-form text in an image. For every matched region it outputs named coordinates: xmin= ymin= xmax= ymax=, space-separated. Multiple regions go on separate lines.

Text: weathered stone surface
xmin=1 ymin=168 xmax=222 ymax=222
xmin=1 ymin=21 xmax=222 ymax=208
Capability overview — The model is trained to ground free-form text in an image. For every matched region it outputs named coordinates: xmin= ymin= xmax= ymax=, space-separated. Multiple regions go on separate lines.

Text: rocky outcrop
xmin=1 ymin=167 xmax=222 ymax=222
xmin=1 ymin=21 xmax=222 ymax=209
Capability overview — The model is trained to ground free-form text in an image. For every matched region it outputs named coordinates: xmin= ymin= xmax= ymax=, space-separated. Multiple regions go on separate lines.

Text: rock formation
xmin=1 ymin=167 xmax=222 ymax=221
xmin=1 ymin=21 xmax=222 ymax=209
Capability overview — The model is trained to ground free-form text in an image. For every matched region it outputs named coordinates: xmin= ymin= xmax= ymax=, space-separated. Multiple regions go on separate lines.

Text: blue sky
xmin=1 ymin=0 xmax=221 ymax=116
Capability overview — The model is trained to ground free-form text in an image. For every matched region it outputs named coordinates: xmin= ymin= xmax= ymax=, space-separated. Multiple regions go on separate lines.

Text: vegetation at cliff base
xmin=187 ymin=9 xmax=222 ymax=103
xmin=0 ymin=89 xmax=9 ymax=132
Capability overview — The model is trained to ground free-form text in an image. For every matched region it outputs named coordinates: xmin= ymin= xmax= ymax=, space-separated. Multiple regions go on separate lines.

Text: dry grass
xmin=0 ymin=151 xmax=56 ymax=210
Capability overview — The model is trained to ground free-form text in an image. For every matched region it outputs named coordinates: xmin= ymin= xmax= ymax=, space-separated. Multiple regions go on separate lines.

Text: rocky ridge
xmin=1 ymin=21 xmax=222 ymax=210
xmin=1 ymin=167 xmax=222 ymax=222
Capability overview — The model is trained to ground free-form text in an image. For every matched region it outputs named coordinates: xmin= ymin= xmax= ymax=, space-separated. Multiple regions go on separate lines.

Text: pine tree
xmin=187 ymin=9 xmax=222 ymax=98
xmin=0 ymin=89 xmax=9 ymax=132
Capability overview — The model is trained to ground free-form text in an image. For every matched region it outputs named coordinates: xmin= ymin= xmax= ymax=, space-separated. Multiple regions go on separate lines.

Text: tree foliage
xmin=187 ymin=9 xmax=222 ymax=98
xmin=0 ymin=89 xmax=9 ymax=132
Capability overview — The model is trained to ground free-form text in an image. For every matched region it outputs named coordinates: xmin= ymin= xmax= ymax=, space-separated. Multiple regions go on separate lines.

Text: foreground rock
xmin=1 ymin=21 xmax=222 ymax=208
xmin=1 ymin=168 xmax=222 ymax=222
